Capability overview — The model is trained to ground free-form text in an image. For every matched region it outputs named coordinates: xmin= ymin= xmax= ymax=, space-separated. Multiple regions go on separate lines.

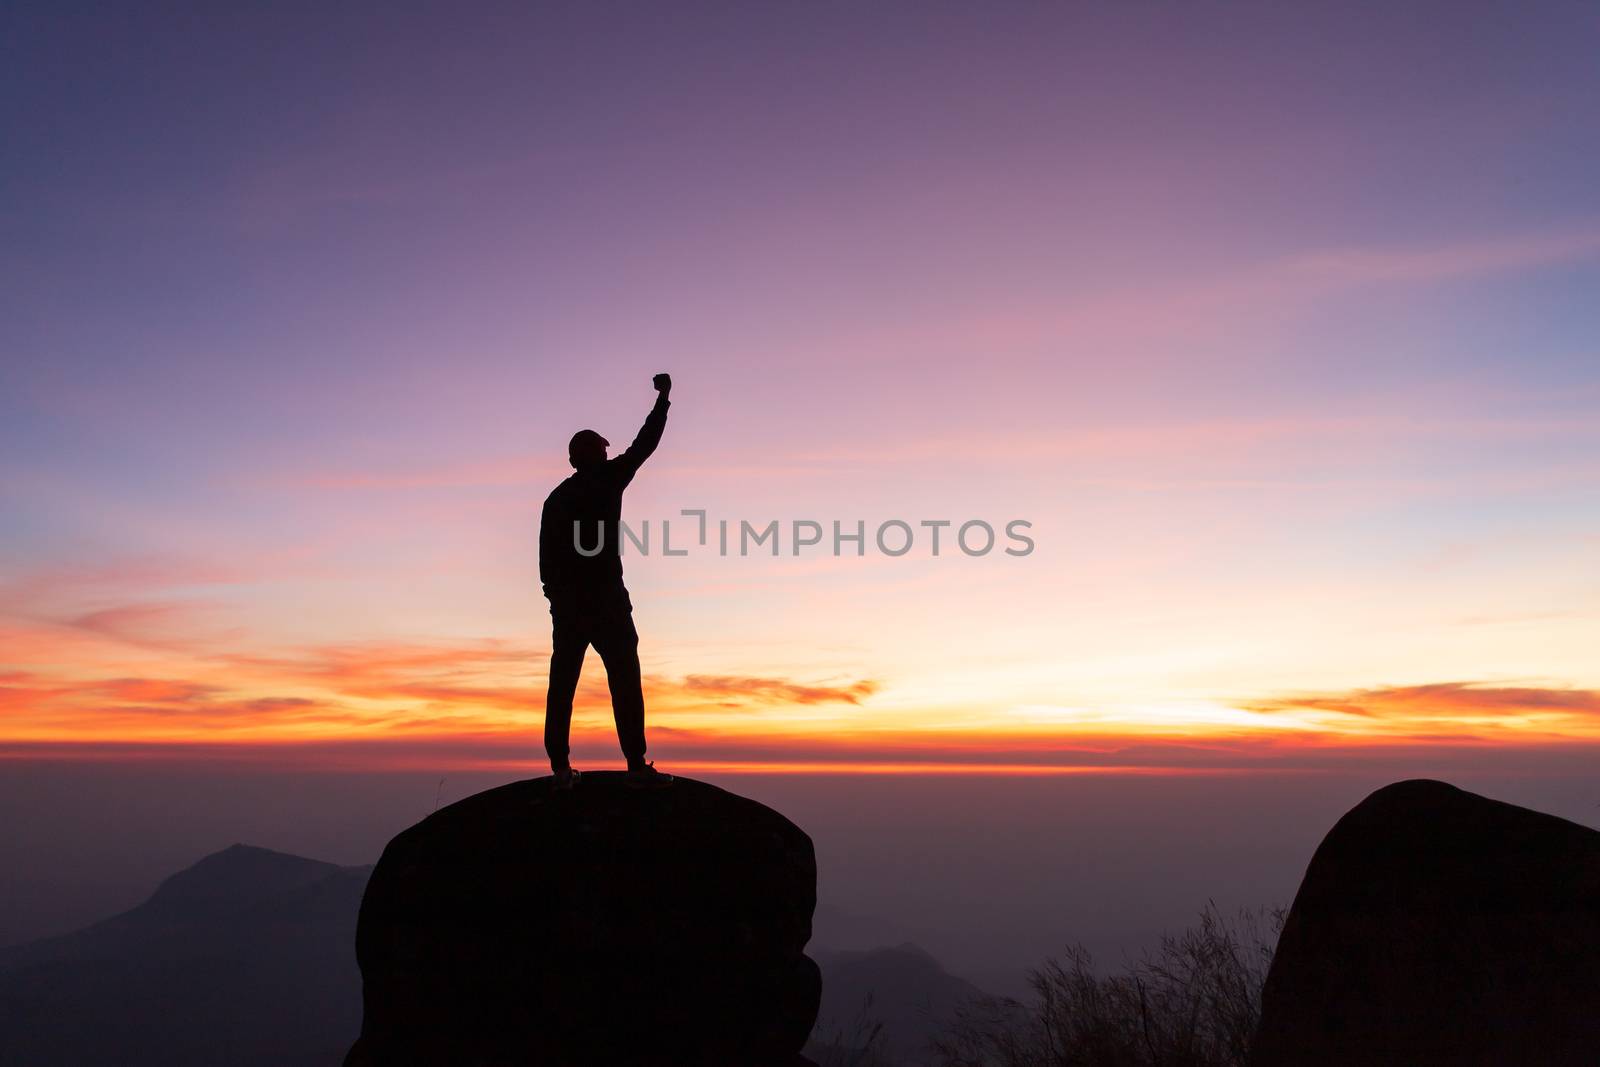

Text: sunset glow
xmin=4 ymin=3 xmax=1598 ymax=779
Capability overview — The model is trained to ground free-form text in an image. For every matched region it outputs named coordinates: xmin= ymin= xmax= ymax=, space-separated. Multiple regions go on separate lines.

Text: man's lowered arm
xmin=612 ymin=373 xmax=672 ymax=481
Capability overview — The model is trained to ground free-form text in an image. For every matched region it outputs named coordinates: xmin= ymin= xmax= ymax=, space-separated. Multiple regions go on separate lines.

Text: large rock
xmin=346 ymin=772 xmax=821 ymax=1066
xmin=1252 ymin=779 xmax=1600 ymax=1066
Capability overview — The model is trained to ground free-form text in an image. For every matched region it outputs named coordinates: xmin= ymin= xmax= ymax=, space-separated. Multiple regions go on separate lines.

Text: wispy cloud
xmin=1277 ymin=228 xmax=1600 ymax=287
xmin=0 ymin=558 xmax=245 ymax=610
xmin=682 ymin=674 xmax=879 ymax=706
xmin=259 ymin=456 xmax=568 ymax=491
xmin=1240 ymin=681 xmax=1600 ymax=735
xmin=85 ymin=677 xmax=222 ymax=704
xmin=65 ymin=601 xmax=226 ymax=647
xmin=0 ymin=668 xmax=372 ymax=737
xmin=0 ymin=619 xmax=881 ymax=743
xmin=846 ymin=224 xmax=1600 ymax=368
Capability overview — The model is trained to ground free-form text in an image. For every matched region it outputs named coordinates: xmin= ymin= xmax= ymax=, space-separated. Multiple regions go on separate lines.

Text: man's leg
xmin=591 ymin=609 xmax=646 ymax=768
xmin=544 ymin=616 xmax=588 ymax=771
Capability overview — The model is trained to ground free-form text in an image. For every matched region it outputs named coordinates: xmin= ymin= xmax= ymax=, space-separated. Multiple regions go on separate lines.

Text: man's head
xmin=568 ymin=429 xmax=609 ymax=470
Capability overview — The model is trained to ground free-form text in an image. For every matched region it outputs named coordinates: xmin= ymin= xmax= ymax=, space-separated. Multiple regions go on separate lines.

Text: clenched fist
xmin=652 ymin=373 xmax=672 ymax=396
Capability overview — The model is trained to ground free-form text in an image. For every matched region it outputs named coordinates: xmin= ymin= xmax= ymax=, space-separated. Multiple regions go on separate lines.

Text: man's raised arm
xmin=612 ymin=373 xmax=672 ymax=482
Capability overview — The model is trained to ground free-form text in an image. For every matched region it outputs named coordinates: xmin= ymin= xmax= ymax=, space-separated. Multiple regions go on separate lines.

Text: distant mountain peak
xmin=820 ymin=941 xmax=946 ymax=971
xmin=809 ymin=941 xmax=989 ymax=1064
xmin=0 ymin=843 xmax=369 ymax=1066
xmin=144 ymin=843 xmax=343 ymax=914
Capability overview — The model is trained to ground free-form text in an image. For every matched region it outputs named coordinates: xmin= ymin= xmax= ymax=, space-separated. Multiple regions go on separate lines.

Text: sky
xmin=3 ymin=0 xmax=1600 ymax=973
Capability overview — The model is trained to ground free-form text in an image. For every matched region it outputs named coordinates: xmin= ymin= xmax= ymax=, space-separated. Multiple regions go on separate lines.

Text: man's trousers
xmin=543 ymin=588 xmax=646 ymax=767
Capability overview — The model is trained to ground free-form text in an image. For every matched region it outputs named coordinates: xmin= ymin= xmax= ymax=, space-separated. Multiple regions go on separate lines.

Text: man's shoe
xmin=625 ymin=761 xmax=674 ymax=789
xmin=552 ymin=766 xmax=582 ymax=790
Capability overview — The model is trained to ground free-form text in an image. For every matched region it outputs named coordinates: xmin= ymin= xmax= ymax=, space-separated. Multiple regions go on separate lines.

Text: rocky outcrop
xmin=347 ymin=772 xmax=821 ymax=1066
xmin=1252 ymin=779 xmax=1600 ymax=1067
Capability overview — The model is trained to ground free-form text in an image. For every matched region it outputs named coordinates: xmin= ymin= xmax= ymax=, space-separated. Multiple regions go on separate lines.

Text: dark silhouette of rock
xmin=1252 ymin=779 xmax=1600 ymax=1067
xmin=346 ymin=772 xmax=821 ymax=1066
xmin=0 ymin=844 xmax=367 ymax=1066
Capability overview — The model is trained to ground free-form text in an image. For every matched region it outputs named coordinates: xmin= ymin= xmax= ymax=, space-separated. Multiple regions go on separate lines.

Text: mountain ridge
xmin=0 ymin=844 xmax=369 ymax=1067
xmin=2 ymin=839 xmax=983 ymax=1066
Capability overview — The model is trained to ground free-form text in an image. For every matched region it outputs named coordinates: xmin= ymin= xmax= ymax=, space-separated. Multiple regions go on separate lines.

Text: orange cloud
xmin=1239 ymin=681 xmax=1600 ymax=739
xmin=1243 ymin=681 xmax=1600 ymax=717
xmin=85 ymin=677 xmax=222 ymax=704
xmin=67 ymin=603 xmax=213 ymax=642
xmin=4 ymin=565 xmax=1597 ymax=767
xmin=0 ymin=667 xmax=376 ymax=740
xmin=681 ymin=675 xmax=879 ymax=706
xmin=0 ymin=619 xmax=882 ymax=744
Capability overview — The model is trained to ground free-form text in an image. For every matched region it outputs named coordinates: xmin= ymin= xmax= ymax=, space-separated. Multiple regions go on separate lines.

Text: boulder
xmin=346 ymin=772 xmax=821 ymax=1066
xmin=1252 ymin=779 xmax=1600 ymax=1066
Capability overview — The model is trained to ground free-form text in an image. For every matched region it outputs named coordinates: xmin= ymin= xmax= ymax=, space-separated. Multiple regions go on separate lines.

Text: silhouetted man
xmin=539 ymin=373 xmax=674 ymax=789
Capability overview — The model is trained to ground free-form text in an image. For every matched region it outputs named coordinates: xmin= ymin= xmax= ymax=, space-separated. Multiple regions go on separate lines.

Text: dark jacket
xmin=539 ymin=394 xmax=670 ymax=603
